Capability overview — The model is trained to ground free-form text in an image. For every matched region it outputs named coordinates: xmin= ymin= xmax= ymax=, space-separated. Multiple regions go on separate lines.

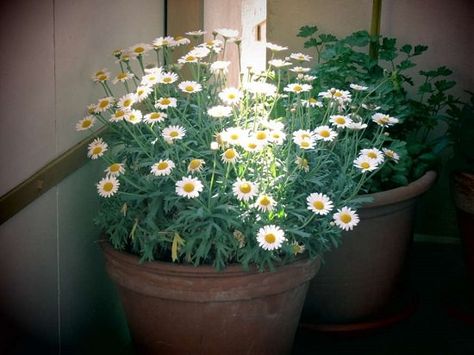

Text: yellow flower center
xmin=188 ymin=159 xmax=202 ymax=170
xmin=92 ymin=147 xmax=103 ymax=155
xmin=239 ymin=183 xmax=252 ymax=194
xmin=109 ymin=164 xmax=121 ymax=172
xmin=185 ymin=85 xmax=194 ymax=92
xmin=99 ymin=100 xmax=109 ymax=109
xmin=340 ymin=213 xmax=352 ymax=224
xmin=301 ymin=133 xmax=311 ymax=139
xmin=148 ymin=76 xmax=156 ymax=82
xmin=260 ymin=196 xmax=271 ymax=206
xmin=265 ymin=233 xmax=276 ymax=244
xmin=248 ymin=143 xmax=257 ymax=149
xmin=169 ymin=131 xmax=179 ymax=138
xmin=117 ymin=73 xmax=127 ymax=80
xmin=335 ymin=117 xmax=346 ymax=124
xmin=309 ymin=98 xmax=317 ymax=103
xmin=228 ymin=93 xmax=236 ymax=99
xmin=361 ymin=162 xmax=370 ymax=169
xmin=293 ymin=85 xmax=303 ymax=92
xmin=163 ymin=77 xmax=172 ymax=83
xmin=160 ymin=98 xmax=171 ymax=105
xmin=256 ymin=131 xmax=267 ymax=140
xmin=186 ymin=56 xmax=196 ymax=62
xmin=150 ymin=113 xmax=161 ymax=120
xmin=313 ymin=201 xmax=324 ymax=210
xmin=300 ymin=140 xmax=310 ymax=148
xmin=183 ymin=182 xmax=195 ymax=193
xmin=157 ymin=162 xmax=169 ymax=170
xmin=98 ymin=74 xmax=108 ymax=81
xmin=224 ymin=149 xmax=236 ymax=159
xmin=230 ymin=133 xmax=239 ymax=141
xmin=134 ymin=47 xmax=145 ymax=53
xmin=320 ymin=130 xmax=330 ymax=138
xmin=82 ymin=120 xmax=92 ymax=128
xmin=103 ymin=182 xmax=114 ymax=192
xmin=95 ymin=70 xmax=104 ymax=76
xmin=137 ymin=89 xmax=144 ymax=95
xmin=123 ymin=99 xmax=132 ymax=107
xmin=115 ymin=110 xmax=125 ymax=117
xmin=367 ymin=152 xmax=377 ymax=159
xmin=334 ymin=91 xmax=342 ymax=97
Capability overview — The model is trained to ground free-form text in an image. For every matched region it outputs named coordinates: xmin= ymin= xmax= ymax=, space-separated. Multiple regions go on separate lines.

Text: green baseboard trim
xmin=414 ymin=233 xmax=460 ymax=244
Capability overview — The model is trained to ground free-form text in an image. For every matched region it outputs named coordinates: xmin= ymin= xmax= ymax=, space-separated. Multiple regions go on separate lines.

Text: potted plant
xmin=295 ymin=25 xmax=457 ymax=326
xmin=448 ymin=92 xmax=474 ymax=283
xmin=77 ymin=29 xmax=392 ymax=353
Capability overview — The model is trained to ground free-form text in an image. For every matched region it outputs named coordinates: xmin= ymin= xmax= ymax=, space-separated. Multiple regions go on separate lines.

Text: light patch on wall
xmin=241 ymin=0 xmax=267 ymax=76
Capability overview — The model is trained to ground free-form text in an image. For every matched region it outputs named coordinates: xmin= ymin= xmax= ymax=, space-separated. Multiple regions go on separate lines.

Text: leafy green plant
xmin=297 ymin=25 xmax=461 ymax=191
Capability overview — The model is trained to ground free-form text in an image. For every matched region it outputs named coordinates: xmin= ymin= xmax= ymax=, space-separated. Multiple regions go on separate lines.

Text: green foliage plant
xmin=297 ymin=25 xmax=461 ymax=192
xmin=77 ymin=30 xmax=396 ymax=270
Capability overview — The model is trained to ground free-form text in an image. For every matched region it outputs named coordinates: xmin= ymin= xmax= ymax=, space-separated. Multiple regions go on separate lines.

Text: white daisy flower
xmin=162 ymin=125 xmax=186 ymax=143
xmin=210 ymin=60 xmax=231 ymax=74
xmin=128 ymin=43 xmax=153 ymax=57
xmin=178 ymin=81 xmax=202 ymax=94
xmin=178 ymin=54 xmax=198 ymax=64
xmin=314 ymin=126 xmax=338 ymax=142
xmin=97 ymin=176 xmax=120 ymax=198
xmin=292 ymin=129 xmax=315 ymax=143
xmin=141 ymin=73 xmax=161 ymax=87
xmin=307 ymin=193 xmax=334 ymax=215
xmin=268 ymin=59 xmax=291 ymax=68
xmin=353 ymin=155 xmax=379 ymax=172
xmin=289 ymin=52 xmax=312 ymax=62
xmin=295 ymin=137 xmax=315 ymax=150
xmin=241 ymin=138 xmax=264 ymax=152
xmin=188 ymin=46 xmax=211 ymax=59
xmin=255 ymin=195 xmax=276 ymax=212
xmin=112 ymin=71 xmax=134 ymax=84
xmin=302 ymin=97 xmax=323 ymax=108
xmin=232 ymin=179 xmax=258 ymax=202
xmin=175 ymin=176 xmax=204 ymax=199
xmin=91 ymin=68 xmax=111 ymax=83
xmin=284 ymin=83 xmax=312 ymax=94
xmin=269 ymin=130 xmax=286 ymax=145
xmin=152 ymin=36 xmax=176 ymax=48
xmin=215 ymin=28 xmax=239 ymax=39
xmin=253 ymin=130 xmax=271 ymax=145
xmin=155 ymin=97 xmax=178 ymax=110
xmin=262 ymin=119 xmax=285 ymax=131
xmin=329 ymin=115 xmax=353 ymax=129
xmin=221 ymin=148 xmax=239 ymax=164
xmin=86 ymin=103 xmax=97 ymax=114
xmin=144 ymin=111 xmax=167 ymax=124
xmin=76 ymin=116 xmax=96 ymax=131
xmin=171 ymin=36 xmax=191 ymax=47
xmin=94 ymin=97 xmax=115 ymax=113
xmin=266 ymin=42 xmax=288 ymax=52
xmin=200 ymin=39 xmax=224 ymax=53
xmin=257 ymin=225 xmax=286 ymax=251
xmin=347 ymin=121 xmax=368 ymax=130
xmin=87 ymin=138 xmax=108 ymax=159
xmin=222 ymin=127 xmax=247 ymax=146
xmin=109 ymin=110 xmax=127 ymax=123
xmin=360 ymin=148 xmax=385 ymax=164
xmin=117 ymin=93 xmax=136 ymax=110
xmin=303 ymin=74 xmax=317 ymax=82
xmin=187 ymin=159 xmax=205 ymax=173
xmin=244 ymin=81 xmax=277 ymax=96
xmin=318 ymin=88 xmax=352 ymax=104
xmin=207 ymin=105 xmax=232 ymax=118
xmin=290 ymin=66 xmax=311 ymax=73
xmin=382 ymin=148 xmax=400 ymax=162
xmin=186 ymin=30 xmax=206 ymax=37
xmin=295 ymin=156 xmax=309 ymax=172
xmin=350 ymin=83 xmax=368 ymax=91
xmin=372 ymin=113 xmax=399 ymax=127
xmin=218 ymin=87 xmax=243 ymax=105
xmin=135 ymin=85 xmax=152 ymax=102
xmin=144 ymin=67 xmax=163 ymax=75
xmin=159 ymin=71 xmax=179 ymax=85
xmin=151 ymin=159 xmax=175 ymax=176
xmin=105 ymin=163 xmax=125 ymax=177
xmin=124 ymin=109 xmax=142 ymax=124
xmin=333 ymin=207 xmax=360 ymax=231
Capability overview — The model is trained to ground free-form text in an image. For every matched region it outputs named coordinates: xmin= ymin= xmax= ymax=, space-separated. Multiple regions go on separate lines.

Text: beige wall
xmin=0 ymin=0 xmax=164 ymax=350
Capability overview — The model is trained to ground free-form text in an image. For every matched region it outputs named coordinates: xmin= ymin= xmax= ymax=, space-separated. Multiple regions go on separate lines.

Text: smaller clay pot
xmin=452 ymin=171 xmax=474 ymax=283
xmin=102 ymin=242 xmax=320 ymax=355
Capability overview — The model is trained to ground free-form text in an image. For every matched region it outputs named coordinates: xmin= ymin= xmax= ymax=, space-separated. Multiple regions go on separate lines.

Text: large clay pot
xmin=452 ymin=171 xmax=474 ymax=283
xmin=102 ymin=242 xmax=320 ymax=355
xmin=303 ymin=171 xmax=437 ymax=324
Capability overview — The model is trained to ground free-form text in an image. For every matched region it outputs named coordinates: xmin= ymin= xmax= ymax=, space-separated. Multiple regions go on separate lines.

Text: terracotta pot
xmin=102 ymin=242 xmax=320 ymax=355
xmin=452 ymin=171 xmax=474 ymax=283
xmin=303 ymin=171 xmax=437 ymax=324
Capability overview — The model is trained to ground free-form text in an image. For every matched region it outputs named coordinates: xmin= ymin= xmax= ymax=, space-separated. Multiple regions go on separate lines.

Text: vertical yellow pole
xmin=369 ymin=0 xmax=382 ymax=61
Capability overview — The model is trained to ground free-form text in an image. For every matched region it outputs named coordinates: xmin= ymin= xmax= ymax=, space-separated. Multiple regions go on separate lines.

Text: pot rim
xmin=361 ymin=170 xmax=437 ymax=208
xmin=101 ymin=240 xmax=319 ymax=277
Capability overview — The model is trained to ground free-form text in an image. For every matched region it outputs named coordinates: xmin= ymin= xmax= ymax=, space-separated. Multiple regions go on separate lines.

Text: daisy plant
xmin=78 ymin=30 xmax=396 ymax=270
